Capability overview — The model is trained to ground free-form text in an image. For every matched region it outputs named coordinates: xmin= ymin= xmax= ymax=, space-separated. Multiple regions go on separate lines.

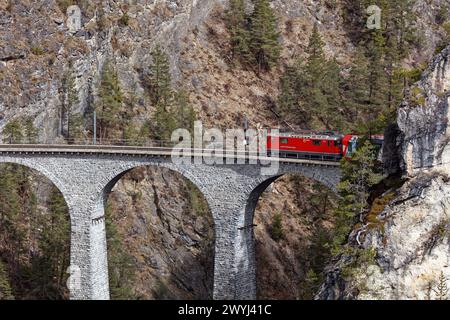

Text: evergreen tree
xmin=153 ymin=102 xmax=177 ymax=142
xmin=226 ymin=0 xmax=251 ymax=64
xmin=278 ymin=25 xmax=343 ymax=129
xmin=68 ymin=114 xmax=85 ymax=143
xmin=2 ymin=119 xmax=23 ymax=144
xmin=270 ymin=213 xmax=283 ymax=241
xmin=332 ymin=140 xmax=383 ymax=251
xmin=62 ymin=69 xmax=80 ymax=141
xmin=433 ymin=272 xmax=449 ymax=300
xmin=0 ymin=164 xmax=71 ymax=300
xmin=0 ymin=260 xmax=14 ymax=300
xmin=249 ymin=0 xmax=281 ymax=72
xmin=96 ymin=60 xmax=123 ymax=141
xmin=146 ymin=45 xmax=178 ymax=141
xmin=277 ymin=65 xmax=298 ymax=118
xmin=146 ymin=45 xmax=173 ymax=107
xmin=28 ymin=186 xmax=70 ymax=299
xmin=320 ymin=58 xmax=343 ymax=129
xmin=24 ymin=118 xmax=39 ymax=144
xmin=343 ymin=48 xmax=371 ymax=125
xmin=173 ymin=90 xmax=196 ymax=134
xmin=298 ymin=268 xmax=319 ymax=300
xmin=105 ymin=204 xmax=137 ymax=300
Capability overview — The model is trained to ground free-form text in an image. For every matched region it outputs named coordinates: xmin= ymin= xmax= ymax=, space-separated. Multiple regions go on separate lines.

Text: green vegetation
xmin=105 ymin=204 xmax=138 ymax=300
xmin=0 ymin=261 xmax=13 ymax=300
xmin=187 ymin=181 xmax=210 ymax=217
xmin=61 ymin=68 xmax=83 ymax=142
xmin=226 ymin=0 xmax=281 ymax=72
xmin=2 ymin=117 xmax=39 ymax=144
xmin=278 ymin=24 xmax=342 ymax=129
xmin=444 ymin=22 xmax=450 ymax=37
xmin=332 ymin=141 xmax=383 ymax=252
xmin=0 ymin=164 xmax=70 ymax=299
xmin=2 ymin=119 xmax=23 ymax=143
xmin=145 ymin=45 xmax=197 ymax=141
xmin=120 ymin=13 xmax=130 ymax=26
xmin=365 ymin=192 xmax=395 ymax=231
xmin=433 ymin=272 xmax=449 ymax=300
xmin=298 ymin=269 xmax=319 ymax=300
xmin=270 ymin=213 xmax=283 ymax=241
xmin=278 ymin=0 xmax=423 ymax=133
xmin=249 ymin=0 xmax=281 ymax=72
xmin=30 ymin=46 xmax=45 ymax=56
xmin=95 ymin=60 xmax=124 ymax=141
xmin=226 ymin=0 xmax=251 ymax=65
xmin=340 ymin=247 xmax=376 ymax=280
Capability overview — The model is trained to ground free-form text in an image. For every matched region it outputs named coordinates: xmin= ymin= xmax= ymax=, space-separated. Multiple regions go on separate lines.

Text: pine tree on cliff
xmin=147 ymin=45 xmax=178 ymax=141
xmin=302 ymin=24 xmax=342 ymax=129
xmin=173 ymin=90 xmax=196 ymax=134
xmin=320 ymin=58 xmax=343 ymax=129
xmin=332 ymin=140 xmax=383 ymax=251
xmin=147 ymin=45 xmax=173 ymax=107
xmin=226 ymin=0 xmax=251 ymax=64
xmin=96 ymin=60 xmax=123 ymax=141
xmin=385 ymin=0 xmax=417 ymax=58
xmin=277 ymin=24 xmax=343 ymax=129
xmin=24 ymin=117 xmax=39 ymax=144
xmin=344 ymin=47 xmax=371 ymax=124
xmin=249 ymin=0 xmax=281 ymax=72
xmin=2 ymin=119 xmax=23 ymax=144
xmin=366 ymin=30 xmax=388 ymax=114
xmin=33 ymin=186 xmax=70 ymax=299
xmin=277 ymin=65 xmax=298 ymax=120
xmin=63 ymin=69 xmax=80 ymax=142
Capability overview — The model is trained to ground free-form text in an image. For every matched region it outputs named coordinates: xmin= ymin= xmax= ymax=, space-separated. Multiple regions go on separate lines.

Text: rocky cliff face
xmin=106 ymin=166 xmax=215 ymax=299
xmin=2 ymin=0 xmax=445 ymax=136
xmin=1 ymin=0 xmax=450 ymax=300
xmin=319 ymin=45 xmax=450 ymax=300
xmin=398 ymin=45 xmax=450 ymax=175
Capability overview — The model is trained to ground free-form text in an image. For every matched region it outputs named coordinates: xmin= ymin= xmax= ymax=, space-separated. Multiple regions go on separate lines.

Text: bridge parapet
xmin=0 ymin=145 xmax=341 ymax=300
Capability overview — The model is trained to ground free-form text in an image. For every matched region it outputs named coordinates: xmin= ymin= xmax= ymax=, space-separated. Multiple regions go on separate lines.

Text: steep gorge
xmin=0 ymin=0 xmax=449 ymax=300
xmin=319 ymin=45 xmax=450 ymax=300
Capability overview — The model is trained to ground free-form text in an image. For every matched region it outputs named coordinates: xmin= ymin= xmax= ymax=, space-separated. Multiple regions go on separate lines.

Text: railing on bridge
xmin=0 ymin=137 xmax=341 ymax=165
xmin=1 ymin=137 xmax=179 ymax=148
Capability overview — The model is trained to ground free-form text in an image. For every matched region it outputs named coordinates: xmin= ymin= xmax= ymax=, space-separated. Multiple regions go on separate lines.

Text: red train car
xmin=267 ymin=130 xmax=362 ymax=161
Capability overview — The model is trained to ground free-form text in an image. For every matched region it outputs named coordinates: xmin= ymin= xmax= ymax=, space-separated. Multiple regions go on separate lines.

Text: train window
xmin=327 ymin=141 xmax=331 ymax=147
xmin=312 ymin=140 xmax=321 ymax=146
xmin=334 ymin=141 xmax=341 ymax=147
xmin=280 ymin=138 xmax=288 ymax=144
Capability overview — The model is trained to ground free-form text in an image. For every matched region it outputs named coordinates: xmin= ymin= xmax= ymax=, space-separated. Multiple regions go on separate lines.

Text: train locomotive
xmin=266 ymin=130 xmax=383 ymax=161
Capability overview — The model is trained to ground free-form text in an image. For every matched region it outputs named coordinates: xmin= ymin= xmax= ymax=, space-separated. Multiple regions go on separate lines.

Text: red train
xmin=266 ymin=130 xmax=383 ymax=161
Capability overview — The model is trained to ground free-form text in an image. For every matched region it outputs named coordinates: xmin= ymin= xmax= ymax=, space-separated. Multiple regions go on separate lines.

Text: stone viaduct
xmin=0 ymin=145 xmax=341 ymax=300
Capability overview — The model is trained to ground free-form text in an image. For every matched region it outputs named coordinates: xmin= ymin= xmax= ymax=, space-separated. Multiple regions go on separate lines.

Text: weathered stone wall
xmin=0 ymin=151 xmax=340 ymax=299
xmin=397 ymin=45 xmax=450 ymax=175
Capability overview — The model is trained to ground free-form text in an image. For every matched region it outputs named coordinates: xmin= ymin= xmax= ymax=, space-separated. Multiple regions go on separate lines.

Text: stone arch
xmin=0 ymin=158 xmax=71 ymax=299
xmin=99 ymin=161 xmax=216 ymax=299
xmin=245 ymin=165 xmax=340 ymax=229
xmin=0 ymin=157 xmax=70 ymax=205
xmin=240 ymin=165 xmax=340 ymax=299
xmin=97 ymin=160 xmax=210 ymax=207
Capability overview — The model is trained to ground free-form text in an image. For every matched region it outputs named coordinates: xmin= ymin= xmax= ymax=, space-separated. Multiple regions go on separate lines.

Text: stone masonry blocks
xmin=0 ymin=153 xmax=340 ymax=299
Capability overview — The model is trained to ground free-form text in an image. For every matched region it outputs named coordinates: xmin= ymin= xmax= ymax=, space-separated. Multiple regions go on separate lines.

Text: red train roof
xmin=268 ymin=130 xmax=344 ymax=141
